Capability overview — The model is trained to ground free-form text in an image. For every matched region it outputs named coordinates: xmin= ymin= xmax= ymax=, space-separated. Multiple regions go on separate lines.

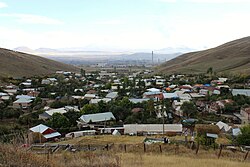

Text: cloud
xmin=0 ymin=2 xmax=7 ymax=8
xmin=0 ymin=13 xmax=63 ymax=25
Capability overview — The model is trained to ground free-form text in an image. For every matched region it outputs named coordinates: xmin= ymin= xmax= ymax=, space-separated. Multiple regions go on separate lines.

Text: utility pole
xmin=162 ymin=100 xmax=165 ymax=135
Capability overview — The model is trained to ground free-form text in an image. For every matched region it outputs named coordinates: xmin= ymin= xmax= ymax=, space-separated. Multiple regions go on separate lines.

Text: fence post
xmin=88 ymin=144 xmax=90 ymax=151
xmin=218 ymin=145 xmax=223 ymax=159
xmin=175 ymin=144 xmax=179 ymax=154
xmin=144 ymin=143 xmax=146 ymax=153
xmin=244 ymin=151 xmax=249 ymax=161
xmin=195 ymin=141 xmax=200 ymax=154
xmin=124 ymin=144 xmax=127 ymax=153
xmin=106 ymin=144 xmax=109 ymax=151
xmin=159 ymin=145 xmax=162 ymax=153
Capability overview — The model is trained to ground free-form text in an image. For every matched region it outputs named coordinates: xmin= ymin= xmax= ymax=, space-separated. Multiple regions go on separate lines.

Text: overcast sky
xmin=0 ymin=0 xmax=250 ymax=51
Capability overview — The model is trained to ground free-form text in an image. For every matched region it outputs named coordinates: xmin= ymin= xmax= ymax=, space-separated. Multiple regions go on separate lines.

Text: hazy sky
xmin=0 ymin=0 xmax=250 ymax=51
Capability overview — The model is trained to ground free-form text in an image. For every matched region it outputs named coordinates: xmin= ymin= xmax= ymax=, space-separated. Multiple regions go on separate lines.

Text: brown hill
xmin=0 ymin=48 xmax=79 ymax=77
xmin=157 ymin=37 xmax=250 ymax=74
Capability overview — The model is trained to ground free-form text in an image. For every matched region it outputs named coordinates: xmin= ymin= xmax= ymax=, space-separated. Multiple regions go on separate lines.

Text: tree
xmin=80 ymin=104 xmax=98 ymax=114
xmin=63 ymin=110 xmax=81 ymax=127
xmin=237 ymin=124 xmax=250 ymax=145
xmin=146 ymin=99 xmax=154 ymax=116
xmin=206 ymin=67 xmax=213 ymax=75
xmin=181 ymin=101 xmax=197 ymax=118
xmin=47 ymin=113 xmax=70 ymax=129
xmin=80 ymin=68 xmax=86 ymax=77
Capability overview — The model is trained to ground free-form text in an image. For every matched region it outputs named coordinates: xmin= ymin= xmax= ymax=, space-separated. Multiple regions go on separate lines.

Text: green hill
xmin=157 ymin=37 xmax=250 ymax=74
xmin=0 ymin=48 xmax=79 ymax=77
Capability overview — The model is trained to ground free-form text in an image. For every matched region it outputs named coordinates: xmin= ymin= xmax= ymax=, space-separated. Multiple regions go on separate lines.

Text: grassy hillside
xmin=157 ymin=36 xmax=250 ymax=74
xmin=0 ymin=48 xmax=79 ymax=77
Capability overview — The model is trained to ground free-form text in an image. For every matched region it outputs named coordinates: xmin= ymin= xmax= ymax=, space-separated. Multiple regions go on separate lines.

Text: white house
xmin=79 ymin=112 xmax=115 ymax=124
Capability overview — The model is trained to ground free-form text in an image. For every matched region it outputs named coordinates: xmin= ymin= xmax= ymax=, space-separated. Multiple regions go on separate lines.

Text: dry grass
xmin=157 ymin=36 xmax=250 ymax=74
xmin=0 ymin=48 xmax=78 ymax=77
xmin=1 ymin=143 xmax=249 ymax=167
xmin=120 ymin=153 xmax=250 ymax=167
xmin=0 ymin=144 xmax=52 ymax=167
xmin=59 ymin=135 xmax=146 ymax=145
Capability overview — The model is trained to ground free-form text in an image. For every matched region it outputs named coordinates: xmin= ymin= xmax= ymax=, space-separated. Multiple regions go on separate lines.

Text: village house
xmin=240 ymin=107 xmax=250 ymax=124
xmin=84 ymin=93 xmax=96 ymax=100
xmin=89 ymin=98 xmax=111 ymax=104
xmin=39 ymin=106 xmax=79 ymax=120
xmin=129 ymin=98 xmax=150 ymax=104
xmin=156 ymin=79 xmax=166 ymax=87
xmin=3 ymin=85 xmax=18 ymax=96
xmin=124 ymin=124 xmax=183 ymax=135
xmin=208 ymin=99 xmax=234 ymax=114
xmin=143 ymin=91 xmax=163 ymax=100
xmin=78 ymin=112 xmax=115 ymax=125
xmin=216 ymin=121 xmax=232 ymax=133
xmin=232 ymin=89 xmax=250 ymax=97
xmin=0 ymin=92 xmax=10 ymax=101
xmin=29 ymin=124 xmax=61 ymax=142
xmin=106 ymin=92 xmax=118 ymax=100
xmin=27 ymin=90 xmax=40 ymax=97
xmin=13 ymin=95 xmax=35 ymax=109
xmin=144 ymin=79 xmax=152 ymax=87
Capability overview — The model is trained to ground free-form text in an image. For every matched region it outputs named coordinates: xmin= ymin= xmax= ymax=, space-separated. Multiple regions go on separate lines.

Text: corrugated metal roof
xmin=79 ymin=112 xmax=115 ymax=123
xmin=106 ymin=92 xmax=118 ymax=99
xmin=124 ymin=124 xmax=183 ymax=134
xmin=29 ymin=124 xmax=50 ymax=133
xmin=43 ymin=132 xmax=61 ymax=139
xmin=232 ymin=89 xmax=250 ymax=97
xmin=206 ymin=133 xmax=218 ymax=138
xmin=16 ymin=95 xmax=35 ymax=99
xmin=163 ymin=93 xmax=178 ymax=99
xmin=144 ymin=91 xmax=162 ymax=96
xmin=129 ymin=98 xmax=150 ymax=103
xmin=45 ymin=108 xmax=67 ymax=116
xmin=232 ymin=128 xmax=241 ymax=136
xmin=13 ymin=98 xmax=33 ymax=104
xmin=147 ymin=88 xmax=161 ymax=92
xmin=216 ymin=121 xmax=231 ymax=132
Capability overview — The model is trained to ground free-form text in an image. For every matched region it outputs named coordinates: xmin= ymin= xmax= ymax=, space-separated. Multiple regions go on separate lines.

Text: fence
xmin=27 ymin=142 xmax=250 ymax=162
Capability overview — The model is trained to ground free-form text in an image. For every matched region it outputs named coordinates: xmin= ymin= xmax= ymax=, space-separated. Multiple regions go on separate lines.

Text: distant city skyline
xmin=0 ymin=0 xmax=250 ymax=51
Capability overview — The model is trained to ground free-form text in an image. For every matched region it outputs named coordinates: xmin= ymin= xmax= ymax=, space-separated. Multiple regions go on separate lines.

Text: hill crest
xmin=157 ymin=36 xmax=250 ymax=74
xmin=0 ymin=48 xmax=79 ymax=77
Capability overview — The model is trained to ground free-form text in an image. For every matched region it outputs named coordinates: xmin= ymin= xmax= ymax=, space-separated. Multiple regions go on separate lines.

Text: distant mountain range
xmin=0 ymin=48 xmax=78 ymax=77
xmin=157 ymin=36 xmax=250 ymax=74
xmin=14 ymin=47 xmax=192 ymax=65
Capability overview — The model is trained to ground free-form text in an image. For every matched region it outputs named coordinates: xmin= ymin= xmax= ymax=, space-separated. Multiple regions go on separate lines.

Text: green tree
xmin=237 ymin=124 xmax=250 ymax=145
xmin=80 ymin=104 xmax=98 ymax=114
xmin=181 ymin=101 xmax=197 ymax=118
xmin=47 ymin=113 xmax=70 ymax=129
xmin=63 ymin=110 xmax=81 ymax=126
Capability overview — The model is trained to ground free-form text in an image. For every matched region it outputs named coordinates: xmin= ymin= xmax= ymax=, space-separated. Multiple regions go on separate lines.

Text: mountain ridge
xmin=0 ymin=48 xmax=79 ymax=77
xmin=157 ymin=36 xmax=250 ymax=74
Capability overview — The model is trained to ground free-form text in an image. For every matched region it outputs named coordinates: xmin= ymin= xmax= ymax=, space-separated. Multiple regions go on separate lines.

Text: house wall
xmin=42 ymin=128 xmax=56 ymax=135
xmin=240 ymin=109 xmax=250 ymax=121
xmin=13 ymin=102 xmax=31 ymax=109
xmin=144 ymin=93 xmax=163 ymax=100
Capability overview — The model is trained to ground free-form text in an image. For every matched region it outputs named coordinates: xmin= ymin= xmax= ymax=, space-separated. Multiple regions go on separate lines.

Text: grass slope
xmin=0 ymin=48 xmax=79 ymax=77
xmin=157 ymin=36 xmax=250 ymax=74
